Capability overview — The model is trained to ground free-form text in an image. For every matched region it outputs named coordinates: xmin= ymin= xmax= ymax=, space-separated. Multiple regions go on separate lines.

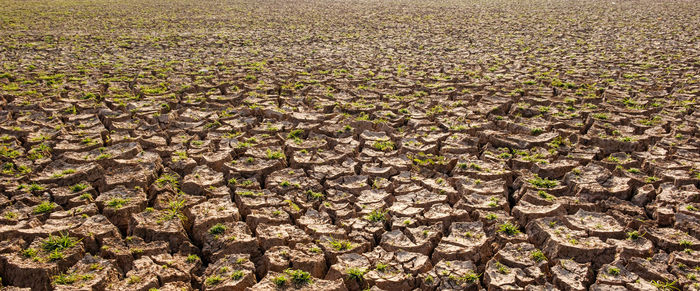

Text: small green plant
xmin=21 ymin=248 xmax=37 ymax=258
xmin=186 ymin=254 xmax=200 ymax=263
xmin=592 ymin=113 xmax=608 ymax=120
xmin=4 ymin=211 xmax=17 ymax=220
xmin=346 ymin=268 xmax=367 ymax=282
xmin=48 ymin=249 xmax=64 ymax=261
xmin=607 ymin=267 xmax=620 ymax=276
xmin=33 ymin=201 xmax=57 ymax=214
xmin=365 ymin=208 xmax=388 ymax=222
xmin=95 ymin=152 xmax=112 ymax=160
xmin=285 ymin=269 xmax=312 ymax=285
xmin=272 ymin=275 xmax=287 ymax=287
xmin=171 ymin=151 xmax=188 ymax=162
xmin=238 ymin=191 xmax=263 ymax=197
xmin=209 ymin=223 xmax=227 ymax=235
xmin=106 ymin=197 xmax=129 ymax=209
xmin=158 ymin=198 xmax=186 ymax=223
xmin=328 ymin=238 xmax=354 ymax=251
xmin=375 ymin=263 xmax=387 ymax=272
xmin=498 ymin=152 xmax=512 ymax=159
xmin=649 ymin=280 xmax=679 ymax=291
xmin=531 ymin=250 xmax=547 ymax=262
xmin=306 ymin=190 xmax=324 ymax=200
xmin=680 ymin=240 xmax=693 ymax=248
xmin=528 ymin=175 xmax=558 ymax=188
xmin=627 ymin=230 xmax=642 ymax=240
xmin=497 ymin=222 xmax=520 ymax=236
xmin=89 ymin=263 xmax=103 ymax=270
xmin=494 ymin=262 xmax=510 ymax=274
xmin=156 ymin=173 xmax=179 ymax=189
xmin=127 ymin=275 xmax=141 ymax=284
xmin=81 ymin=137 xmax=94 ymax=144
xmin=468 ymin=163 xmax=482 ymax=171
xmin=456 ymin=271 xmax=480 ymax=283
xmin=52 ymin=272 xmax=82 ymax=285
xmin=205 ymin=275 xmax=223 ymax=285
xmin=266 ymin=149 xmax=285 ymax=160
xmin=43 ymin=234 xmax=79 ymax=253
xmin=287 ymin=129 xmax=304 ymax=141
xmin=537 ymin=190 xmax=556 ymax=201
xmin=231 ymin=270 xmax=245 ymax=280
xmin=29 ymin=183 xmax=46 ymax=191
xmin=606 ymin=155 xmax=620 ymax=163
xmin=27 ymin=143 xmax=51 ymax=160
xmin=70 ymin=183 xmax=88 ymax=192
xmin=372 ymin=140 xmax=396 ymax=152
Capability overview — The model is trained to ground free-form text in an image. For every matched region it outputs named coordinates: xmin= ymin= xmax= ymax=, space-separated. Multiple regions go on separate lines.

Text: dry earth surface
xmin=0 ymin=0 xmax=699 ymax=290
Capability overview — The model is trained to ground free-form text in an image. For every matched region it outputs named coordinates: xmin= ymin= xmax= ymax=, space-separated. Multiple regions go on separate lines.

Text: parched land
xmin=0 ymin=0 xmax=698 ymax=290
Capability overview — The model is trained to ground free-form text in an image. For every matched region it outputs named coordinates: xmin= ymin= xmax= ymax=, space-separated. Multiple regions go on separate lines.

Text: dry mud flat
xmin=0 ymin=0 xmax=699 ymax=290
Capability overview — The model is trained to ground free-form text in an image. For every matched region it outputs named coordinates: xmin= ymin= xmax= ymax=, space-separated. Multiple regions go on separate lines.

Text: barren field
xmin=0 ymin=0 xmax=698 ymax=290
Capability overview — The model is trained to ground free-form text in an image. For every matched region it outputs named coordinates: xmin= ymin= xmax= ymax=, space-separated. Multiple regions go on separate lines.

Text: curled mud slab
xmin=0 ymin=0 xmax=699 ymax=290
